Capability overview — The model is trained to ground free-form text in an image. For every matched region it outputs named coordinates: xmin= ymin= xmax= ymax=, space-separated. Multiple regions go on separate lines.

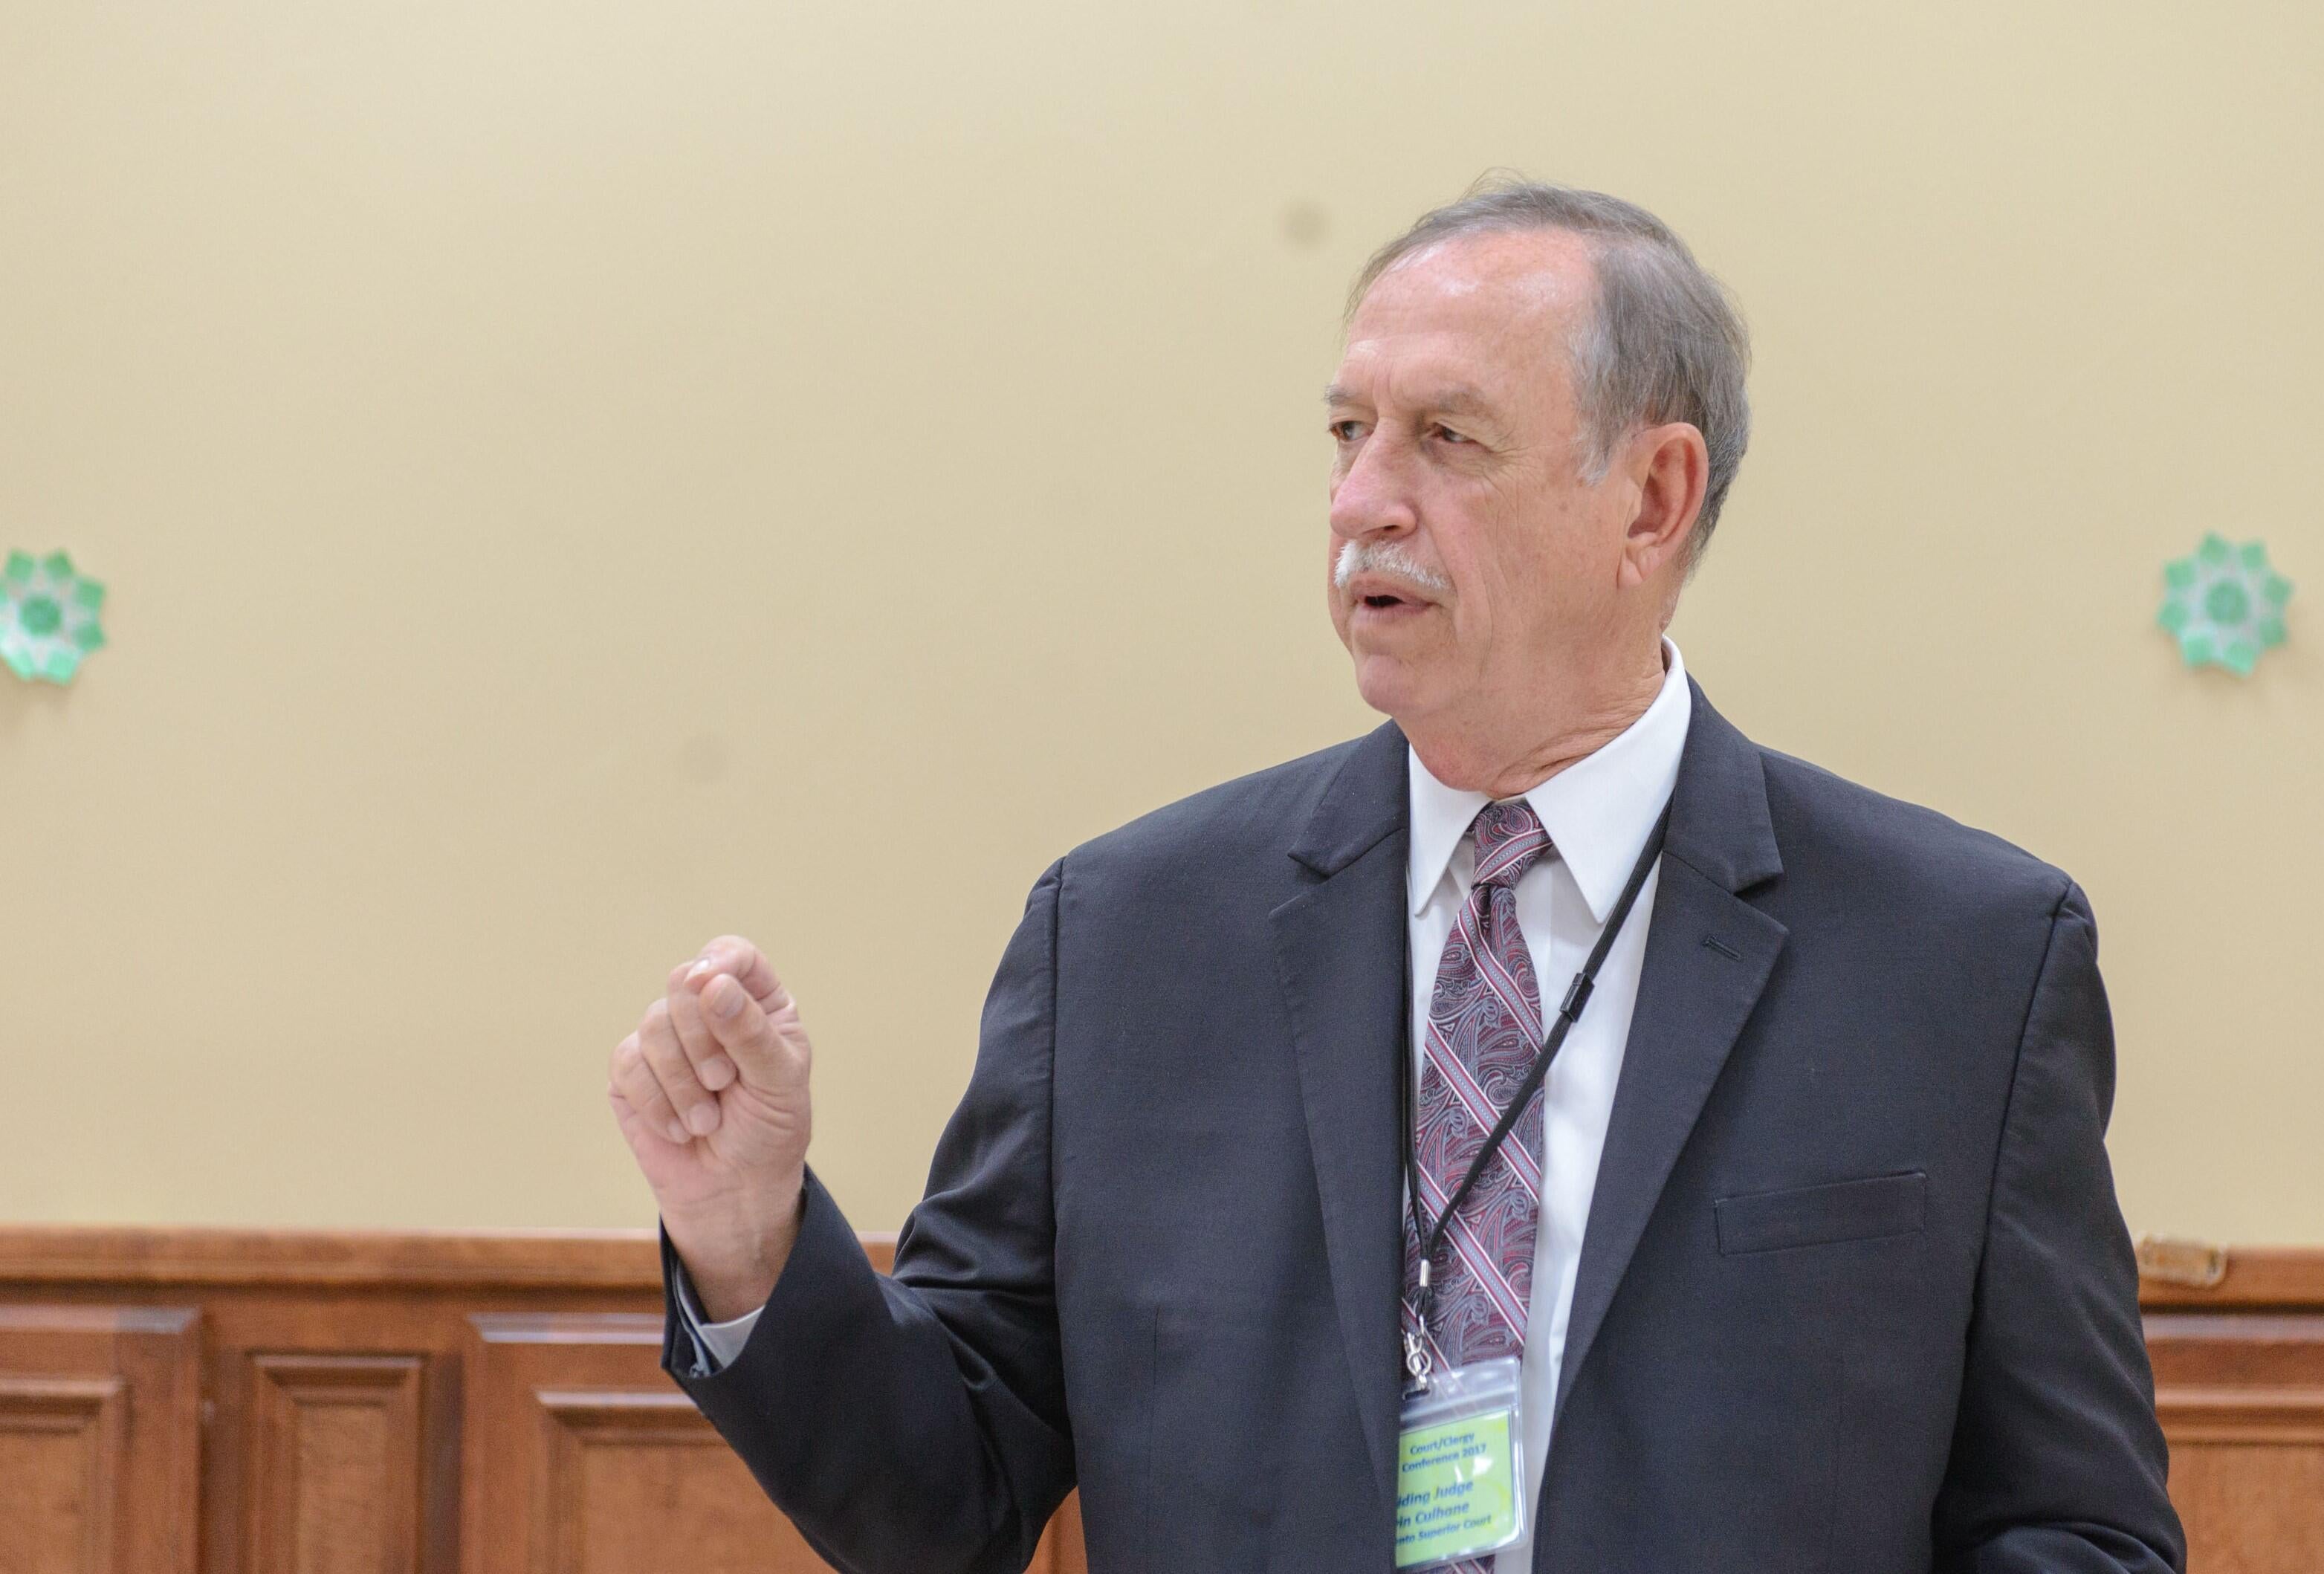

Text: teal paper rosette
xmin=1 ymin=550 xmax=109 ymax=684
xmin=2157 ymin=535 xmax=2291 ymax=676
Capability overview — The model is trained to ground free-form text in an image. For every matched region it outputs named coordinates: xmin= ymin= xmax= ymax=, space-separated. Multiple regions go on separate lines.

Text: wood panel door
xmin=2149 ymin=1309 xmax=2324 ymax=1574
xmin=456 ymin=1311 xmax=1085 ymax=1574
xmin=459 ymin=1311 xmax=806 ymax=1574
xmin=0 ymin=1304 xmax=202 ymax=1574
xmin=239 ymin=1349 xmax=433 ymax=1574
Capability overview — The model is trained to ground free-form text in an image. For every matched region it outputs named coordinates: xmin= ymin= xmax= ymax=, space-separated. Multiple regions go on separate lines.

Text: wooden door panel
xmin=459 ymin=1312 xmax=820 ymax=1574
xmin=2149 ymin=1312 xmax=2324 ymax=1574
xmin=0 ymin=1374 xmax=126 ymax=1571
xmin=0 ymin=1305 xmax=201 ymax=1574
xmin=456 ymin=1311 xmax=1083 ymax=1574
xmin=245 ymin=1351 xmax=430 ymax=1574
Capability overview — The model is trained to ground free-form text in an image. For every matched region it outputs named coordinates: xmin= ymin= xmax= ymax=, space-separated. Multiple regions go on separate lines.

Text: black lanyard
xmin=1399 ymin=798 xmax=1673 ymax=1384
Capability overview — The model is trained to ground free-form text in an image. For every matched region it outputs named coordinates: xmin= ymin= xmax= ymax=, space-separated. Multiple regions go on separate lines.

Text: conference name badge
xmin=1394 ymin=1355 xmax=1525 ymax=1570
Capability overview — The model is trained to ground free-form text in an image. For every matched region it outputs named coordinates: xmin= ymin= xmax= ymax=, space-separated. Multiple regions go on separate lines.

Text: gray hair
xmin=1350 ymin=177 xmax=1752 ymax=569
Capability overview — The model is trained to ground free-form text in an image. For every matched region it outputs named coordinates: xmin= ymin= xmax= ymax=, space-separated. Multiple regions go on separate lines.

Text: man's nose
xmin=1328 ymin=433 xmax=1419 ymax=543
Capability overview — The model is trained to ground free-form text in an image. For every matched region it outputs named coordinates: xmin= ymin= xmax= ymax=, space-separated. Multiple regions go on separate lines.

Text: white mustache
xmin=1334 ymin=539 xmax=1451 ymax=596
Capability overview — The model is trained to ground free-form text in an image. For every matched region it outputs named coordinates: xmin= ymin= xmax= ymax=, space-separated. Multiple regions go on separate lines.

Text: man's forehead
xmin=1356 ymin=229 xmax=1596 ymax=329
xmin=1334 ymin=230 xmax=1590 ymax=404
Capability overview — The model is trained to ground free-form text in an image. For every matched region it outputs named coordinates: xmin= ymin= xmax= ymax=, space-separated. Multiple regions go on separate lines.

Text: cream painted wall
xmin=1 ymin=1 xmax=2316 ymax=1241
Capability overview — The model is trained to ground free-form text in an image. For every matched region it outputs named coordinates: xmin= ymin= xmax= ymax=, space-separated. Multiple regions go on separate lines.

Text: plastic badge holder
xmin=1394 ymin=1355 xmax=1527 ymax=1570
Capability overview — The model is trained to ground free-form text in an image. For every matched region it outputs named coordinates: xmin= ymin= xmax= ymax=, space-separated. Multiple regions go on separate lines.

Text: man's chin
xmin=1349 ymin=652 xmax=1439 ymax=722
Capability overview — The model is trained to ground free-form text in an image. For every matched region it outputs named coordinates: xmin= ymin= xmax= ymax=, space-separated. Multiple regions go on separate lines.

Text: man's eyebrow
xmin=1321 ymin=382 xmax=1500 ymax=416
xmin=1422 ymin=384 xmax=1498 ymax=418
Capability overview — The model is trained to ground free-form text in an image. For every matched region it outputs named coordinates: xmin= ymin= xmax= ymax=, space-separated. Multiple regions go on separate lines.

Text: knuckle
xmin=614 ymin=1062 xmax=663 ymax=1116
xmin=640 ymin=1033 xmax=705 ymax=1105
xmin=646 ymin=1023 xmax=687 ymax=1074
xmin=623 ymin=1056 xmax=673 ymax=1106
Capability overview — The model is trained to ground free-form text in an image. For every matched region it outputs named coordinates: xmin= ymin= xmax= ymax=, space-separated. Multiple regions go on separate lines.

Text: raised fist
xmin=608 ymin=935 xmax=813 ymax=1320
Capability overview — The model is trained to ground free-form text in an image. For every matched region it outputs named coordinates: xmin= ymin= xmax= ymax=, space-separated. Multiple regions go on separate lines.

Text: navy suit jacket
xmin=661 ymin=684 xmax=2184 ymax=1573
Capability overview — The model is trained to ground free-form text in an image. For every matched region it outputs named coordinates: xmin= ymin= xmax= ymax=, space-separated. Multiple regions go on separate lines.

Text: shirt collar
xmin=1406 ymin=639 xmax=1694 ymax=923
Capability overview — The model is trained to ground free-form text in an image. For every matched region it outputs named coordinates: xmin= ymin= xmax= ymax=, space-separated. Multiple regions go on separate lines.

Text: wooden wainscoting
xmin=0 ymin=1225 xmax=2316 ymax=1572
xmin=0 ymin=1226 xmax=1081 ymax=1574
xmin=2142 ymin=1247 xmax=2324 ymax=1573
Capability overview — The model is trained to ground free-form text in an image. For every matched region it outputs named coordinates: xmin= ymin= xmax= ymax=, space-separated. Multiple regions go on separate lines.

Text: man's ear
xmin=1616 ymin=422 xmax=1709 ymax=588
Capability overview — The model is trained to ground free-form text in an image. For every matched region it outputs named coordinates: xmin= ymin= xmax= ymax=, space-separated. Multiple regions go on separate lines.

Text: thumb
xmin=698 ymin=970 xmax=803 ymax=1088
xmin=684 ymin=936 xmax=786 ymax=1012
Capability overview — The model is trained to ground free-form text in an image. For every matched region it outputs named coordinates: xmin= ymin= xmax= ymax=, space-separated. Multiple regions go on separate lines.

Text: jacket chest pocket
xmin=1714 ymin=1170 xmax=1927 ymax=1255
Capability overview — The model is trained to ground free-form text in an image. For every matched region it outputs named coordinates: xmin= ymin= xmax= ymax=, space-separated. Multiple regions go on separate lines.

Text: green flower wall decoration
xmin=2157 ymin=534 xmax=2291 ymax=676
xmin=2 ymin=551 xmax=109 ymax=684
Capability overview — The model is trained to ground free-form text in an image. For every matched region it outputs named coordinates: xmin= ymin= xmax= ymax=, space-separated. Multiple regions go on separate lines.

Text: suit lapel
xmin=1553 ymin=686 xmax=1788 ymax=1423
xmin=1269 ymin=720 xmax=1409 ymax=1513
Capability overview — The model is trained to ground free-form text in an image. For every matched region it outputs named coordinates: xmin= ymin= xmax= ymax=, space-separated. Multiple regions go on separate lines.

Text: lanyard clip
xmin=1402 ymin=1327 xmax=1432 ymax=1389
xmin=1405 ymin=1260 xmax=1435 ymax=1388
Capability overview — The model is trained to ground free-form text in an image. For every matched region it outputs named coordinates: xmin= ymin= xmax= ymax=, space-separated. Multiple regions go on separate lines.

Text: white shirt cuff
xmin=672 ymin=1254 xmax=766 ymax=1370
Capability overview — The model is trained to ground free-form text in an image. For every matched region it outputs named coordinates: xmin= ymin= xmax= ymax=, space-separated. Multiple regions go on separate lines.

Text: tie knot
xmin=1471 ymin=800 xmax=1550 ymax=890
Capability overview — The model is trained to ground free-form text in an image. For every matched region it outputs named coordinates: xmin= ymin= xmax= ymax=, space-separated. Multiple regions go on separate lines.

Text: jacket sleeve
xmin=1932 ymin=881 xmax=2186 ymax=1573
xmin=659 ymin=860 xmax=1074 ymax=1574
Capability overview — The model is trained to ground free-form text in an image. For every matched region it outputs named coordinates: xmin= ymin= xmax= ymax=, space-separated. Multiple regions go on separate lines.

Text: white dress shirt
xmin=1405 ymin=640 xmax=1689 ymax=1568
xmin=682 ymin=642 xmax=1695 ymax=1566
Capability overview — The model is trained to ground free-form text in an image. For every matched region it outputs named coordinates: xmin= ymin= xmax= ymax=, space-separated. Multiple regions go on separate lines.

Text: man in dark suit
xmin=607 ymin=181 xmax=2184 ymax=1572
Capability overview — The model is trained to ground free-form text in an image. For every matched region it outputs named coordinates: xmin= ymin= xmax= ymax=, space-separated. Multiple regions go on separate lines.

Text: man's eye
xmin=1432 ymin=424 xmax=1474 ymax=445
xmin=1328 ymin=420 xmax=1364 ymax=442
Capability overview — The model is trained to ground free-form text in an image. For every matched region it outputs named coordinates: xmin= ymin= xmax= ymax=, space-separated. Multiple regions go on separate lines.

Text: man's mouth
xmin=1349 ymin=575 xmax=1433 ymax=612
xmin=1344 ymin=569 xmax=1436 ymax=610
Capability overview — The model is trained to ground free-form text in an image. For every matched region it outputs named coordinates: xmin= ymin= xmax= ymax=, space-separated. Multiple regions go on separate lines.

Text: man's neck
xmin=1404 ymin=644 xmax=1668 ymax=800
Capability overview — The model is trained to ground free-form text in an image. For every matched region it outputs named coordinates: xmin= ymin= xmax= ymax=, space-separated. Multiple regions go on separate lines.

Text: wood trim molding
xmin=2140 ymin=1247 xmax=2324 ymax=1310
xmin=0 ymin=1227 xmax=903 ymax=1291
xmin=0 ymin=1227 xmax=666 ymax=1291
xmin=2153 ymin=1387 xmax=2324 ymax=1445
